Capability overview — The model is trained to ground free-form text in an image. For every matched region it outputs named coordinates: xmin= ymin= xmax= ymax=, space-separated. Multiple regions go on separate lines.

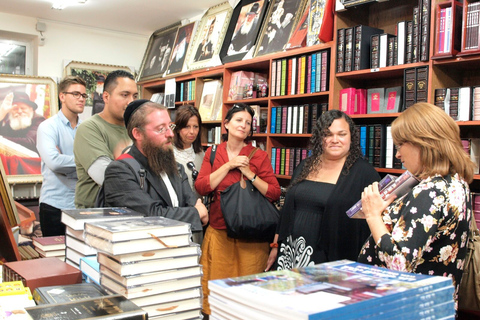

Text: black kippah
xmin=124 ymin=99 xmax=150 ymax=127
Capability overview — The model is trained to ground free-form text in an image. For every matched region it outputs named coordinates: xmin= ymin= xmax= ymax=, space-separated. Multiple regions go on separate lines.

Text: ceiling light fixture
xmin=51 ymin=0 xmax=87 ymax=10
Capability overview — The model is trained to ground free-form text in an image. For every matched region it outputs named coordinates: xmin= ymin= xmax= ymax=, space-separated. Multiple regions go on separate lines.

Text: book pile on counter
xmin=32 ymin=235 xmax=65 ymax=261
xmin=61 ymin=207 xmax=143 ymax=269
xmin=84 ymin=216 xmax=203 ymax=319
xmin=209 ymin=260 xmax=456 ymax=320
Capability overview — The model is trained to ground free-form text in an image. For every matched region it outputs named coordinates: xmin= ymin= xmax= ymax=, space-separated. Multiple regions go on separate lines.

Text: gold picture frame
xmin=185 ymin=1 xmax=233 ymax=71
xmin=64 ymin=60 xmax=134 ymax=119
xmin=0 ymin=74 xmax=58 ymax=183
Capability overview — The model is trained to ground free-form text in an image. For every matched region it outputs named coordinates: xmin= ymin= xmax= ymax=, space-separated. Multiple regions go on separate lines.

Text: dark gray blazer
xmin=103 ymin=144 xmax=202 ymax=231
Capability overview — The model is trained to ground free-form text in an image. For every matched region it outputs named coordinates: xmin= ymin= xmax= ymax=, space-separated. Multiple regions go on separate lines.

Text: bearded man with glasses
xmin=102 ymin=100 xmax=208 ymax=243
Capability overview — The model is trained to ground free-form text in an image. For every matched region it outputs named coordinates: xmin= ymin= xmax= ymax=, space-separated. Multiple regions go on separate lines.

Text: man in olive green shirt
xmin=74 ymin=70 xmax=138 ymax=208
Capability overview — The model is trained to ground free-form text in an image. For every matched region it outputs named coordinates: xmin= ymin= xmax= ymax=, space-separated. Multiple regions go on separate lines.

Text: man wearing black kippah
xmin=102 ymin=100 xmax=208 ymax=242
xmin=73 ymin=70 xmax=138 ymax=208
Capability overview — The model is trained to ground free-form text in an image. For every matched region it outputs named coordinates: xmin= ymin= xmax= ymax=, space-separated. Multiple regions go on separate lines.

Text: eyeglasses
xmin=186 ymin=161 xmax=199 ymax=181
xmin=395 ymin=143 xmax=404 ymax=151
xmin=147 ymin=123 xmax=176 ymax=135
xmin=64 ymin=91 xmax=88 ymax=100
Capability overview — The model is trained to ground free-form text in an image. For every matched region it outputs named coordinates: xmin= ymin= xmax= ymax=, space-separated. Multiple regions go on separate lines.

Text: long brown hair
xmin=173 ymin=105 xmax=203 ymax=153
xmin=391 ymin=102 xmax=475 ymax=183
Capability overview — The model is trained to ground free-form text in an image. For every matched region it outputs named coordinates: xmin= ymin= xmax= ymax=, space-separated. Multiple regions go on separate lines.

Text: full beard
xmin=10 ymin=115 xmax=32 ymax=130
xmin=143 ymin=138 xmax=178 ymax=177
xmin=240 ymin=18 xmax=254 ymax=35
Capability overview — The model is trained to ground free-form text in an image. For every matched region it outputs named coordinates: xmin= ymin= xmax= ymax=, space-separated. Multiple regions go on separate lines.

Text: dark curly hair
xmin=290 ymin=109 xmax=362 ymax=187
xmin=173 ymin=105 xmax=203 ymax=153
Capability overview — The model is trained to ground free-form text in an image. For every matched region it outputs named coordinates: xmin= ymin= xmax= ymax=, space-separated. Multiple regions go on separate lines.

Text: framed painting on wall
xmin=254 ymin=0 xmax=308 ymax=57
xmin=64 ymin=61 xmax=134 ymax=121
xmin=0 ymin=74 xmax=58 ymax=181
xmin=166 ymin=22 xmax=197 ymax=76
xmin=185 ymin=1 xmax=233 ymax=71
xmin=219 ymin=0 xmax=270 ymax=64
xmin=138 ymin=24 xmax=180 ymax=82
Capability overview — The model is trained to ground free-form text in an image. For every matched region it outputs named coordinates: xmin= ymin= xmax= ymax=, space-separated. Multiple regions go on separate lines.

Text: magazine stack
xmin=84 ymin=216 xmax=203 ymax=319
xmin=209 ymin=260 xmax=456 ymax=320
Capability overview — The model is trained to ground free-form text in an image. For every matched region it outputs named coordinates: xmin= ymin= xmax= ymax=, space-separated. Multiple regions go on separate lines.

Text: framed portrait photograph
xmin=0 ymin=74 xmax=58 ymax=180
xmin=254 ymin=0 xmax=308 ymax=57
xmin=166 ymin=22 xmax=197 ymax=76
xmin=285 ymin=4 xmax=309 ymax=49
xmin=138 ymin=23 xmax=180 ymax=82
xmin=64 ymin=61 xmax=133 ymax=121
xmin=185 ymin=1 xmax=233 ymax=71
xmin=219 ymin=0 xmax=269 ymax=64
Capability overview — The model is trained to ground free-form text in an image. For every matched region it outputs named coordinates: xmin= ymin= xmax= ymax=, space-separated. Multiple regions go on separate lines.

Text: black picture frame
xmin=219 ymin=0 xmax=270 ymax=64
xmin=138 ymin=23 xmax=180 ymax=82
xmin=166 ymin=22 xmax=197 ymax=76
xmin=254 ymin=0 xmax=308 ymax=57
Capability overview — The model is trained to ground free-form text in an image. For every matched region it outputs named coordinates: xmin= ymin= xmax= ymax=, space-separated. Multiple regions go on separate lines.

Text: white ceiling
xmin=0 ymin=0 xmax=230 ymax=36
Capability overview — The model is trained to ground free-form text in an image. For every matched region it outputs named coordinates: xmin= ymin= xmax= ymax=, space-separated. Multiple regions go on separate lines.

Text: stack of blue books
xmin=209 ymin=260 xmax=455 ymax=320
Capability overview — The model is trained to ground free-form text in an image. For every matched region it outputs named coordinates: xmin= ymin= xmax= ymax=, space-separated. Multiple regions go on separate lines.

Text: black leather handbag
xmin=220 ymin=148 xmax=279 ymax=242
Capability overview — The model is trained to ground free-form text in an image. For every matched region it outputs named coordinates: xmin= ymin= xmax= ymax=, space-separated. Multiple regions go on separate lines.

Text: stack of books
xmin=32 ymin=235 xmax=66 ymax=261
xmin=61 ymin=207 xmax=143 ymax=269
xmin=209 ymin=260 xmax=455 ymax=320
xmin=84 ymin=216 xmax=203 ymax=319
xmin=0 ymin=281 xmax=36 ymax=319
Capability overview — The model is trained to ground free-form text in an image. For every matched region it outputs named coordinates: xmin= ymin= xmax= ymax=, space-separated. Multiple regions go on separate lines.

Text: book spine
xmin=281 ymin=106 xmax=287 ymax=134
xmin=315 ymin=52 xmax=322 ymax=92
xmin=311 ymin=53 xmax=317 ymax=93
xmin=291 ymin=57 xmax=297 ymax=95
xmin=321 ymin=50 xmax=329 ymax=92
xmin=280 ymin=148 xmax=286 ymax=175
xmin=415 ymin=66 xmax=428 ymax=103
xmin=404 ymin=67 xmax=417 ymax=110
xmin=287 ymin=58 xmax=292 ymax=96
xmin=434 ymin=88 xmax=447 ymax=110
xmin=276 ymin=60 xmax=282 ymax=97
xmin=276 ymin=105 xmax=282 ymax=133
xmin=337 ymin=28 xmax=345 ymax=73
xmin=281 ymin=58 xmax=287 ymax=96
xmin=449 ymin=87 xmax=460 ymax=120
xmin=387 ymin=35 xmax=396 ymax=66
xmin=271 ymin=148 xmax=276 ymax=173
xmin=270 ymin=107 xmax=276 ymax=134
xmin=354 ymin=25 xmax=362 ymax=71
xmin=420 ymin=0 xmax=431 ymax=61
xmin=344 ymin=27 xmax=354 ymax=72
xmin=271 ymin=60 xmax=277 ymax=97
xmin=307 ymin=55 xmax=312 ymax=94
xmin=371 ymin=34 xmax=380 ymax=69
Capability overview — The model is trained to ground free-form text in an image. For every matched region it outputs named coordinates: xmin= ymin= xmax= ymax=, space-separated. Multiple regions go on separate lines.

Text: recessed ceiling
xmin=0 ymin=0 xmax=229 ymax=36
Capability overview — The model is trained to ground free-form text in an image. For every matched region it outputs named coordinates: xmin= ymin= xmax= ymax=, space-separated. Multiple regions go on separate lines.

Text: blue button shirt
xmin=37 ymin=111 xmax=81 ymax=209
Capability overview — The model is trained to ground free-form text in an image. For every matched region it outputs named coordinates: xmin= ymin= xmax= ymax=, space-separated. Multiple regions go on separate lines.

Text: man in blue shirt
xmin=36 ymin=76 xmax=87 ymax=236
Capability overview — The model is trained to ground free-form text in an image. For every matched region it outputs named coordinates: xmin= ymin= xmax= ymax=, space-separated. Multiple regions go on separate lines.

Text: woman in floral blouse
xmin=358 ymin=102 xmax=476 ymax=307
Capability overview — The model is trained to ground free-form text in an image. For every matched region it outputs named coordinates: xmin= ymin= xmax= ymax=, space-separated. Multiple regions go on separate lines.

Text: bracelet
xmin=270 ymin=242 xmax=278 ymax=248
xmin=251 ymin=174 xmax=257 ymax=183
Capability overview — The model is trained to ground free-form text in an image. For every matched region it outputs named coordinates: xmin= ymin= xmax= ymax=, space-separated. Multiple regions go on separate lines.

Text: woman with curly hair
xmin=359 ymin=103 xmax=475 ymax=308
xmin=266 ymin=109 xmax=380 ymax=270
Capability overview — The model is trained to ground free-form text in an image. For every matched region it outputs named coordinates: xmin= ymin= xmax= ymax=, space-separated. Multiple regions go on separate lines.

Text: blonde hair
xmin=391 ymin=102 xmax=475 ymax=183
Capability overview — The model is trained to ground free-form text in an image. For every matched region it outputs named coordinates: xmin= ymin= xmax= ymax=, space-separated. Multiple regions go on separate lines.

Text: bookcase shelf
xmin=139 ymin=0 xmax=480 ymax=189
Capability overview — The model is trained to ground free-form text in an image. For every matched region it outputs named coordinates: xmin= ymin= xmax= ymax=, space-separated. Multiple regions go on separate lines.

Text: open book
xmin=347 ymin=171 xmax=420 ymax=219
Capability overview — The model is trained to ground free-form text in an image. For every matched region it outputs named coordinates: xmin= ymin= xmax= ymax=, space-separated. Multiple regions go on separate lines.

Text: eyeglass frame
xmin=143 ymin=123 xmax=176 ymax=135
xmin=63 ymin=91 xmax=88 ymax=100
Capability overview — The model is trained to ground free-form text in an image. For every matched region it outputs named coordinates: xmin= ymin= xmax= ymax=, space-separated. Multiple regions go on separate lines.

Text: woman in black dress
xmin=267 ymin=110 xmax=380 ymax=270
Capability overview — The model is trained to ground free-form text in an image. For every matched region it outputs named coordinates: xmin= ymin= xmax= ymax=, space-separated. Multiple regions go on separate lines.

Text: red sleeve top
xmin=195 ymin=142 xmax=281 ymax=229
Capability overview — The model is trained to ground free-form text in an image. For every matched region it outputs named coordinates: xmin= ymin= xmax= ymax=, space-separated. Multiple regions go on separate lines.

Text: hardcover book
xmin=98 ymin=253 xmax=199 ymax=276
xmin=80 ymin=255 xmax=101 ymax=285
xmin=84 ymin=232 xmax=192 ymax=255
xmin=100 ymin=265 xmax=203 ymax=288
xmin=337 ymin=28 xmax=345 ymax=73
xmin=33 ymin=283 xmax=108 ymax=305
xmin=384 ymin=86 xmax=403 ymax=113
xmin=141 ymin=297 xmax=201 ymax=318
xmin=100 ymin=273 xmax=201 ymax=299
xmin=130 ymin=287 xmax=201 ymax=308
xmin=367 ymin=87 xmax=385 ymax=114
xmin=61 ymin=207 xmax=143 ymax=231
xmin=32 ymin=235 xmax=66 ymax=252
xmin=347 ymin=170 xmax=421 ymax=219
xmin=198 ymin=79 xmax=223 ymax=120
xmin=353 ymin=25 xmax=384 ymax=71
xmin=25 ymin=294 xmax=147 ymax=319
xmin=209 ymin=260 xmax=454 ymax=320
xmin=2 ymin=257 xmax=82 ymax=292
xmin=84 ymin=216 xmax=191 ymax=242
xmin=339 ymin=88 xmax=356 ymax=115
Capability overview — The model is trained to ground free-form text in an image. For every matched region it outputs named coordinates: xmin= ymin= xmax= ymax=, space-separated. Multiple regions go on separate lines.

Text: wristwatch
xmin=250 ymin=174 xmax=257 ymax=183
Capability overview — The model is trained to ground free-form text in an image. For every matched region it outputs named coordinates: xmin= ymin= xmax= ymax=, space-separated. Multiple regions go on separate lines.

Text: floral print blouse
xmin=358 ymin=174 xmax=471 ymax=305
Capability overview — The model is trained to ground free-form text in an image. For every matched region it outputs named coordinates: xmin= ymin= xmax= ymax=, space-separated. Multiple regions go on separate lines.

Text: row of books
xmin=437 ymin=6 xmax=456 ymax=54
xmin=270 ymin=103 xmax=328 ymax=135
xmin=270 ymin=49 xmax=330 ymax=97
xmin=434 ymin=86 xmax=480 ymax=121
xmin=176 ymin=79 xmax=195 ymax=102
xmin=464 ymin=2 xmax=480 ymax=51
xmin=206 ymin=126 xmax=222 ymax=145
xmin=32 ymin=235 xmax=65 ymax=261
xmin=227 ymin=70 xmax=268 ymax=101
xmin=209 ymin=260 xmax=455 ymax=319
xmin=339 ymin=86 xmax=402 ymax=115
xmin=355 ymin=124 xmax=403 ymax=170
xmin=271 ymin=147 xmax=310 ymax=177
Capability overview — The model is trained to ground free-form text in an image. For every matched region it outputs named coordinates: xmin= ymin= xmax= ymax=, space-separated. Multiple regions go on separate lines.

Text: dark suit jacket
xmin=103 ymin=144 xmax=202 ymax=231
